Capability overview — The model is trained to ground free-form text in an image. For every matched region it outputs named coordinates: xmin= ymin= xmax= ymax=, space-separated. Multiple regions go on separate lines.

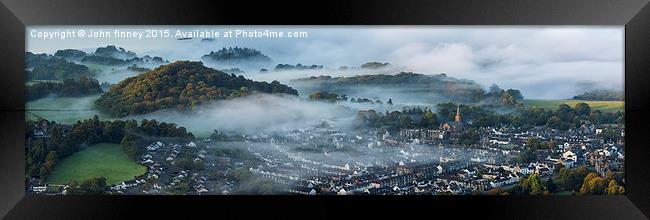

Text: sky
xmin=26 ymin=26 xmax=624 ymax=99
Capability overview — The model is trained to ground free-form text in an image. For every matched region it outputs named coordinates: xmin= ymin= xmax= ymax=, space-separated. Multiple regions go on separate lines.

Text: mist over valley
xmin=25 ymin=27 xmax=625 ymax=196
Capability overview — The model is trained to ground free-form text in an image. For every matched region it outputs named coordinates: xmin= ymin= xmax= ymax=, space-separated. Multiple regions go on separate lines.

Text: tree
xmin=527 ymin=137 xmax=541 ymax=149
xmin=81 ymin=177 xmax=107 ymax=195
xmin=546 ymin=116 xmax=562 ymax=130
xmin=511 ymin=173 xmax=547 ymax=195
xmin=42 ymin=151 xmax=58 ymax=176
xmin=544 ymin=179 xmax=557 ymax=193
xmin=68 ymin=177 xmax=107 ymax=195
xmin=500 ymin=92 xmax=517 ymax=106
xmin=557 ymin=104 xmax=575 ymax=122
xmin=422 ymin=110 xmax=438 ymax=128
xmin=573 ymin=103 xmax=592 ymax=116
xmin=579 ymin=172 xmax=608 ymax=195
xmin=517 ymin=147 xmax=536 ymax=164
xmin=527 ymin=174 xmax=546 ymax=195
xmin=121 ymin=134 xmax=139 ymax=160
xmin=399 ymin=115 xmax=413 ymax=128
xmin=489 ymin=84 xmax=502 ymax=95
xmin=459 ymin=128 xmax=480 ymax=146
xmin=558 ymin=166 xmax=589 ymax=192
xmin=505 ymin=89 xmax=524 ymax=100
xmin=541 ymin=140 xmax=557 ymax=150
xmin=606 ymin=180 xmax=625 ymax=195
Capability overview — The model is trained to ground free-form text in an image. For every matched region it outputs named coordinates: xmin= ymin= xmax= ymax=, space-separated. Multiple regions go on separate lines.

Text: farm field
xmin=522 ymin=99 xmax=624 ymax=112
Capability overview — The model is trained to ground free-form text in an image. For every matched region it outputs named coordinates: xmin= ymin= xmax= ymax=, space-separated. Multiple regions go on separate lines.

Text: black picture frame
xmin=0 ymin=0 xmax=649 ymax=219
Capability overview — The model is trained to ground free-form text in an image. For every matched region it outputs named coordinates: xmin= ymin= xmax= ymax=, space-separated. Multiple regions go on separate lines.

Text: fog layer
xmin=27 ymin=26 xmax=624 ymax=99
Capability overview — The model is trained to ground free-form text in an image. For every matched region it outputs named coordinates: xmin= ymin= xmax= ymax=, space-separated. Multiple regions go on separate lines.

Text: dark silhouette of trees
xmin=26 ymin=76 xmax=103 ymax=101
xmin=27 ymin=54 xmax=95 ymax=80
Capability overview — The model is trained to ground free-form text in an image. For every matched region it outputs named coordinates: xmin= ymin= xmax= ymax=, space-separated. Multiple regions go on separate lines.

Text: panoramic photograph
xmin=24 ymin=26 xmax=625 ymax=195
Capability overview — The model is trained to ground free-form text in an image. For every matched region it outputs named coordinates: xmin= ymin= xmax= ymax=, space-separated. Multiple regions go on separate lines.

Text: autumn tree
xmin=605 ymin=180 xmax=625 ymax=195
xmin=579 ymin=172 xmax=608 ymax=195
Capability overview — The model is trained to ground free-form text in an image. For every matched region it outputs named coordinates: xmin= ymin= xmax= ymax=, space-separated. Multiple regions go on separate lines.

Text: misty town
xmin=24 ymin=35 xmax=624 ymax=196
xmin=26 ymin=101 xmax=624 ymax=196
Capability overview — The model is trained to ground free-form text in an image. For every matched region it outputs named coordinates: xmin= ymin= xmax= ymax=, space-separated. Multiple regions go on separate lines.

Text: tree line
xmin=26 ymin=76 xmax=103 ymax=101
xmin=295 ymin=72 xmax=523 ymax=106
xmin=26 ymin=53 xmax=96 ymax=81
xmin=359 ymin=102 xmax=622 ymax=132
xmin=495 ymin=166 xmax=625 ymax=195
xmin=201 ymin=47 xmax=272 ymax=64
xmin=573 ymin=89 xmax=623 ymax=101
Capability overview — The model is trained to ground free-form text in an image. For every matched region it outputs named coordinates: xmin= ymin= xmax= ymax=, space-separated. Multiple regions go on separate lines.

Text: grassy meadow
xmin=48 ymin=143 xmax=146 ymax=185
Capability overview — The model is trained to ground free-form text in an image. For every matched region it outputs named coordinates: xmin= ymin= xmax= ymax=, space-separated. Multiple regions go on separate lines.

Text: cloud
xmin=390 ymin=42 xmax=477 ymax=74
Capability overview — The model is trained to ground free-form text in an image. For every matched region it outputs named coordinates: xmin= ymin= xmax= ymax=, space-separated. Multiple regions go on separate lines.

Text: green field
xmin=522 ymin=99 xmax=624 ymax=112
xmin=48 ymin=143 xmax=146 ymax=185
xmin=25 ymin=95 xmax=109 ymax=124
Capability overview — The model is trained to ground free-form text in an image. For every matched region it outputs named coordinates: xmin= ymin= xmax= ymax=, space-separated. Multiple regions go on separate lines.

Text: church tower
xmin=454 ymin=106 xmax=461 ymax=122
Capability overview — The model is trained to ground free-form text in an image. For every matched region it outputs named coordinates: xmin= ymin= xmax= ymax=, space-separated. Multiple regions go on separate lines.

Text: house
xmin=33 ymin=119 xmax=51 ymax=137
xmin=561 ymin=151 xmax=577 ymax=168
xmin=384 ymin=139 xmax=398 ymax=145
xmin=562 ymin=142 xmax=571 ymax=152
xmin=400 ymin=129 xmax=422 ymax=141
xmin=517 ymin=165 xmax=532 ymax=175
xmin=595 ymin=129 xmax=603 ymax=135
xmin=489 ymin=173 xmax=520 ymax=188
xmin=31 ymin=185 xmax=47 ymax=193
xmin=470 ymin=157 xmax=485 ymax=163
xmin=530 ymin=162 xmax=554 ymax=176
xmin=489 ymin=138 xmax=510 ymax=145
xmin=381 ymin=130 xmax=391 ymax=140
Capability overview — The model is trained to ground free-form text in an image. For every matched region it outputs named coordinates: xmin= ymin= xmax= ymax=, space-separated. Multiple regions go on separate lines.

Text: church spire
xmin=455 ymin=105 xmax=461 ymax=122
